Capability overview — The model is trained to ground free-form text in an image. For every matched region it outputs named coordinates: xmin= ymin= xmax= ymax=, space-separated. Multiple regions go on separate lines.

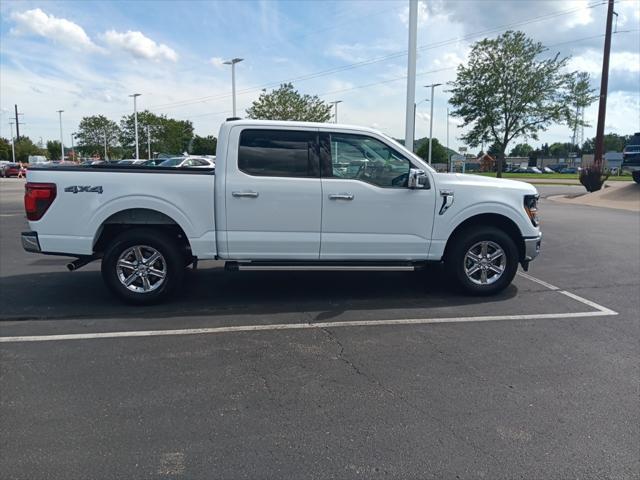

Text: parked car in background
xmin=560 ymin=167 xmax=579 ymax=174
xmin=28 ymin=155 xmax=47 ymax=165
xmin=158 ymin=156 xmax=215 ymax=168
xmin=622 ymin=132 xmax=640 ymax=183
xmin=1 ymin=163 xmax=25 ymax=177
xmin=141 ymin=159 xmax=166 ymax=166
xmin=118 ymin=159 xmax=148 ymax=165
xmin=547 ymin=164 xmax=568 ymax=172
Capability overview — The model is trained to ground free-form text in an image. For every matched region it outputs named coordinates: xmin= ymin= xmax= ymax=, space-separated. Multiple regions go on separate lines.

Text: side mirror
xmin=408 ymin=168 xmax=429 ymax=189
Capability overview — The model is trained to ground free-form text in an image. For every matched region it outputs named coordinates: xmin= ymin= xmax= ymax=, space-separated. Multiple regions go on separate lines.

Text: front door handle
xmin=328 ymin=193 xmax=354 ymax=201
xmin=232 ymin=191 xmax=259 ymax=198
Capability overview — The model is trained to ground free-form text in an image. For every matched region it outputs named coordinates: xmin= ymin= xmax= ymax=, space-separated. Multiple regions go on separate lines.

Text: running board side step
xmin=225 ymin=261 xmax=420 ymax=272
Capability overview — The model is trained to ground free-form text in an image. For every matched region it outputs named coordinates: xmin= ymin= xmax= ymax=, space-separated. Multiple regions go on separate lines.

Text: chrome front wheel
xmin=463 ymin=240 xmax=506 ymax=285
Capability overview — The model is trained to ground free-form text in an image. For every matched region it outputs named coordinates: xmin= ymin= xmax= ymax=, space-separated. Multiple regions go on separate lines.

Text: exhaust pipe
xmin=66 ymin=256 xmax=98 ymax=271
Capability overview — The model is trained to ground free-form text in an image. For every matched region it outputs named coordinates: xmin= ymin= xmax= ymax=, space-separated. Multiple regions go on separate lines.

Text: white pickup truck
xmin=22 ymin=120 xmax=541 ymax=304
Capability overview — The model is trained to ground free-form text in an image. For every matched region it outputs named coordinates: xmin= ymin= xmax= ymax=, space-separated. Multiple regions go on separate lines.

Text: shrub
xmin=579 ymin=165 xmax=609 ymax=192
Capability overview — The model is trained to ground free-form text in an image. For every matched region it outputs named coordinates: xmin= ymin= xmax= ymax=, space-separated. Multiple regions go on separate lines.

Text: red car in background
xmin=0 ymin=163 xmax=26 ymax=178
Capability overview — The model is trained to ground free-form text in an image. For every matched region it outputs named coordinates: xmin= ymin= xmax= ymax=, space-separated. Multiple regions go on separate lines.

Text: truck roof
xmin=220 ymin=119 xmax=382 ymax=135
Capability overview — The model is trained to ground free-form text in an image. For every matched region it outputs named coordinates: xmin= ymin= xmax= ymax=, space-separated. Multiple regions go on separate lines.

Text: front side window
xmin=239 ymin=129 xmax=318 ymax=177
xmin=326 ymin=133 xmax=412 ymax=188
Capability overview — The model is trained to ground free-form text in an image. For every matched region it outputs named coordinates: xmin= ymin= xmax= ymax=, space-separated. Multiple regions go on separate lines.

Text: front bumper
xmin=523 ymin=233 xmax=542 ymax=261
xmin=21 ymin=231 xmax=41 ymax=253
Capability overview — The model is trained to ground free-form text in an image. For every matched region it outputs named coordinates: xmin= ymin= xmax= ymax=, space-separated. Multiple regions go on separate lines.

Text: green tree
xmin=509 ymin=143 xmax=534 ymax=157
xmin=76 ymin=115 xmax=120 ymax=159
xmin=246 ymin=83 xmax=333 ymax=122
xmin=566 ymin=71 xmax=597 ymax=139
xmin=582 ymin=134 xmax=629 ymax=153
xmin=47 ymin=140 xmax=62 ymax=160
xmin=549 ymin=142 xmax=580 ymax=158
xmin=14 ymin=137 xmax=45 ymax=163
xmin=0 ymin=138 xmax=11 ymax=160
xmin=416 ymin=138 xmax=448 ymax=164
xmin=448 ymin=30 xmax=586 ymax=177
xmin=191 ymin=135 xmax=217 ymax=155
xmin=120 ymin=111 xmax=194 ymax=157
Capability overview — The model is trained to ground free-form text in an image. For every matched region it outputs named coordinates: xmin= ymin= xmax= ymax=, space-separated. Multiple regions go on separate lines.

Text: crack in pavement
xmin=318 ymin=326 xmax=502 ymax=463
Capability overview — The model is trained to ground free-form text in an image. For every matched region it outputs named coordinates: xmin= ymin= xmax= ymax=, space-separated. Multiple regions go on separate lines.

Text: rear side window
xmin=239 ymin=129 xmax=318 ymax=177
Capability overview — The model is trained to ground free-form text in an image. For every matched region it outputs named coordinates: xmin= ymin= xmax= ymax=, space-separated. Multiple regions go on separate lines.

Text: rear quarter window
xmin=238 ymin=129 xmax=318 ymax=178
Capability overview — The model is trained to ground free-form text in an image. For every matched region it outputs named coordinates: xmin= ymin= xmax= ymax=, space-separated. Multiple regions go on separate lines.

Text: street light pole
xmin=104 ymin=130 xmax=108 ymax=161
xmin=413 ymin=98 xmax=429 ymax=151
xmin=9 ymin=122 xmax=16 ymax=163
xmin=71 ymin=132 xmax=75 ymax=161
xmin=446 ymin=107 xmax=450 ymax=170
xmin=147 ymin=125 xmax=151 ymax=160
xmin=57 ymin=110 xmax=64 ymax=161
xmin=129 ymin=93 xmax=141 ymax=159
xmin=330 ymin=100 xmax=343 ymax=123
xmin=404 ymin=0 xmax=418 ymax=151
xmin=223 ymin=58 xmax=244 ymax=117
xmin=425 ymin=83 xmax=442 ymax=164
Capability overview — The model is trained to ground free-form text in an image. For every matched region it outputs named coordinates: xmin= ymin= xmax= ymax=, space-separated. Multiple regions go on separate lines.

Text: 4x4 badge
xmin=64 ymin=186 xmax=103 ymax=194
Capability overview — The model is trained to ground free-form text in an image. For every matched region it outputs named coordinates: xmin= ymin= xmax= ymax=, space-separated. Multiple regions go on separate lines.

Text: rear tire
xmin=632 ymin=170 xmax=640 ymax=184
xmin=446 ymin=226 xmax=519 ymax=295
xmin=101 ymin=228 xmax=184 ymax=304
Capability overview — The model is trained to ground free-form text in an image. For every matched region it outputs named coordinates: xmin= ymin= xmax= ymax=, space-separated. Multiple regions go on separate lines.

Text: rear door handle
xmin=232 ymin=191 xmax=259 ymax=198
xmin=328 ymin=193 xmax=354 ymax=200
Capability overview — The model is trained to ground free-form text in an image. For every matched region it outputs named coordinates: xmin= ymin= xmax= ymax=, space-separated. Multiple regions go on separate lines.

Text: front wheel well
xmin=443 ymin=213 xmax=525 ymax=261
xmin=93 ymin=209 xmax=192 ymax=259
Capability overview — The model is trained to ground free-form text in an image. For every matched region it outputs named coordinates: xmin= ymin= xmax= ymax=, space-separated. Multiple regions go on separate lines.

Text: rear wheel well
xmin=443 ymin=213 xmax=525 ymax=261
xmin=93 ymin=209 xmax=191 ymax=259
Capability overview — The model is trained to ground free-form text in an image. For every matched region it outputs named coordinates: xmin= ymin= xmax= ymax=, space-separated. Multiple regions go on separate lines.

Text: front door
xmin=225 ymin=127 xmax=321 ymax=260
xmin=319 ymin=132 xmax=435 ymax=260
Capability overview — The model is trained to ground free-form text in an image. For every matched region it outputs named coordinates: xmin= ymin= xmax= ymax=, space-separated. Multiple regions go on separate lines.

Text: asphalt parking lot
xmin=1 ymin=177 xmax=638 ymax=479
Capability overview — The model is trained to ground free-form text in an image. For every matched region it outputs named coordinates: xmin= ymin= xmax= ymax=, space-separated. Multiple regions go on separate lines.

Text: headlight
xmin=524 ymin=194 xmax=540 ymax=227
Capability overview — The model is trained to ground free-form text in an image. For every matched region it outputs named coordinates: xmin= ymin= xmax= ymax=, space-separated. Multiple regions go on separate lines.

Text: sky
xmin=0 ymin=0 xmax=639 ymax=152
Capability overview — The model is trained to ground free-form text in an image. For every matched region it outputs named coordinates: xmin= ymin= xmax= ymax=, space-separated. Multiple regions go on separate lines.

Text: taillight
xmin=524 ymin=194 xmax=540 ymax=227
xmin=25 ymin=182 xmax=57 ymax=221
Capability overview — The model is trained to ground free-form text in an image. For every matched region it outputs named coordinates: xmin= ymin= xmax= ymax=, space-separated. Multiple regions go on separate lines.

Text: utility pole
xmin=70 ymin=132 xmax=75 ymax=161
xmin=57 ymin=110 xmax=64 ymax=161
xmin=404 ymin=0 xmax=418 ymax=151
xmin=14 ymin=105 xmax=22 ymax=139
xmin=425 ymin=83 xmax=442 ymax=164
xmin=330 ymin=100 xmax=343 ymax=123
xmin=223 ymin=58 xmax=243 ymax=117
xmin=147 ymin=125 xmax=151 ymax=160
xmin=446 ymin=107 xmax=450 ymax=171
xmin=130 ymin=93 xmax=141 ymax=159
xmin=593 ymin=0 xmax=615 ymax=170
xmin=104 ymin=130 xmax=108 ymax=161
xmin=9 ymin=122 xmax=16 ymax=163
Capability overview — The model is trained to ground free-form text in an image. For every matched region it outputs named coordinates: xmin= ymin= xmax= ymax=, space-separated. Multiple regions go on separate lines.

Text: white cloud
xmin=102 ymin=30 xmax=178 ymax=62
xmin=568 ymin=50 xmax=640 ymax=75
xmin=11 ymin=8 xmax=99 ymax=51
xmin=209 ymin=57 xmax=226 ymax=69
xmin=565 ymin=0 xmax=594 ymax=28
xmin=398 ymin=0 xmax=429 ymax=26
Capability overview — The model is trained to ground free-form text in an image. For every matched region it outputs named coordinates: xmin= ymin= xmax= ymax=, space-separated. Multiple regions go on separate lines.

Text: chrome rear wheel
xmin=116 ymin=245 xmax=167 ymax=293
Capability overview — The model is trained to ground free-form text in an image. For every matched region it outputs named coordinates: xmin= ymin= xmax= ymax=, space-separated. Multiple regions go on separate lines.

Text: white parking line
xmin=0 ymin=273 xmax=619 ymax=343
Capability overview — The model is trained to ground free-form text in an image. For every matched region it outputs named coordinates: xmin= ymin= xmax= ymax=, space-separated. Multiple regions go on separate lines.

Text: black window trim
xmin=238 ymin=128 xmax=320 ymax=179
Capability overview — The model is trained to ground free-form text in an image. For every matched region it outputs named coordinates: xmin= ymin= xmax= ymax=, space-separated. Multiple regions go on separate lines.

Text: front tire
xmin=632 ymin=170 xmax=640 ymax=184
xmin=446 ymin=226 xmax=519 ymax=295
xmin=101 ymin=228 xmax=184 ymax=304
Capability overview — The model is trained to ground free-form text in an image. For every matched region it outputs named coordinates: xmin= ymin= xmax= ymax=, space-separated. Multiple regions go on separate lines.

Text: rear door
xmin=224 ymin=127 xmax=321 ymax=260
xmin=319 ymin=131 xmax=436 ymax=260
